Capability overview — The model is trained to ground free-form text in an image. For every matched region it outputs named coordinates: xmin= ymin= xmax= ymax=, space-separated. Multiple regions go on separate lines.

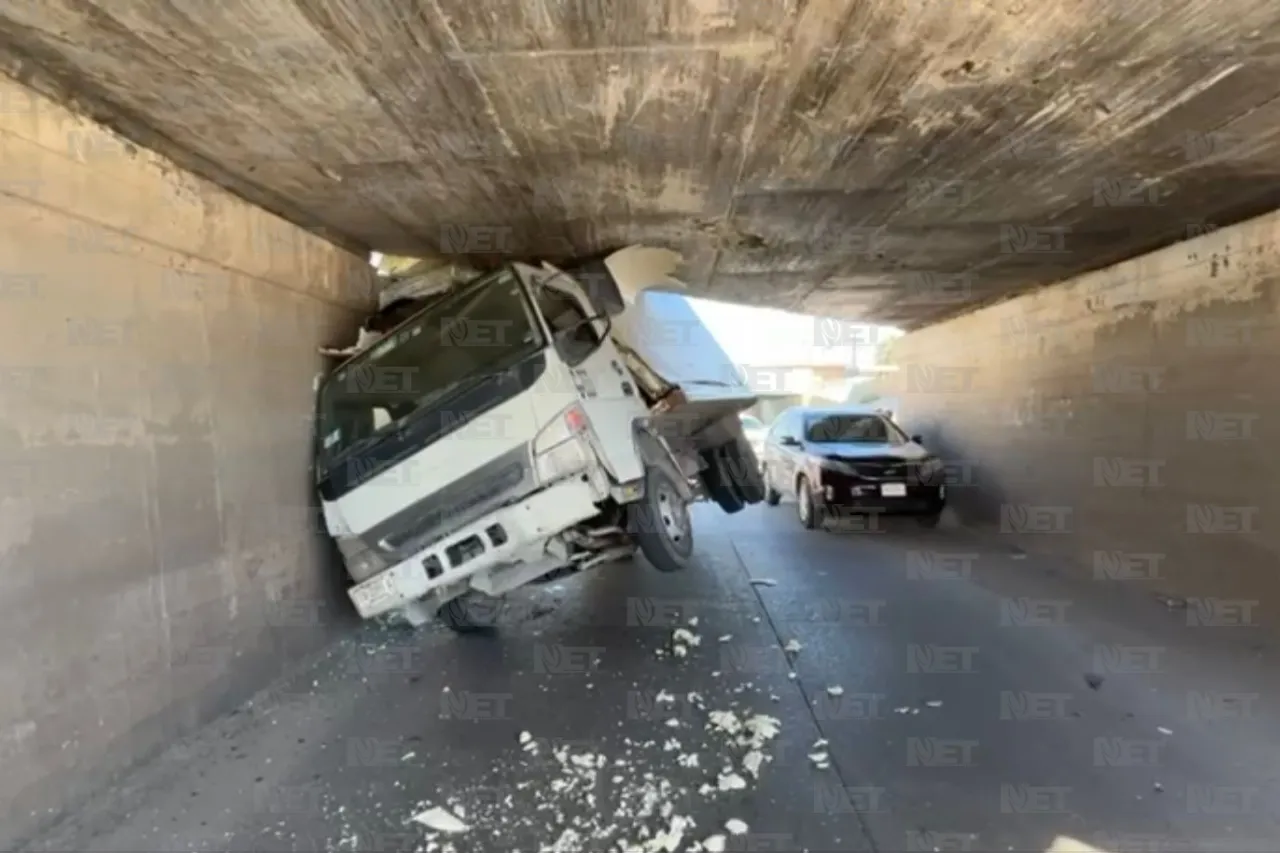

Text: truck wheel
xmin=796 ymin=475 xmax=825 ymax=530
xmin=721 ymin=436 xmax=765 ymax=504
xmin=699 ymin=447 xmax=745 ymax=514
xmin=762 ymin=466 xmax=782 ymax=506
xmin=631 ymin=465 xmax=695 ymax=573
xmin=437 ymin=591 xmax=503 ymax=634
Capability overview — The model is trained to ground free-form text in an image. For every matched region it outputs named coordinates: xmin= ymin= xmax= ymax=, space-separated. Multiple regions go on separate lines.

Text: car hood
xmin=807 ymin=441 xmax=928 ymax=460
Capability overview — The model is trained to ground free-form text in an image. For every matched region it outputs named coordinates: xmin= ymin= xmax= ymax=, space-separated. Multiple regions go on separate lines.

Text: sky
xmin=686 ymin=295 xmax=901 ymax=370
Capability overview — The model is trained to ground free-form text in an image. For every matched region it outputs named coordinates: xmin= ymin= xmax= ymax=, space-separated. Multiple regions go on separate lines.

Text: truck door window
xmin=536 ymin=284 xmax=600 ymax=366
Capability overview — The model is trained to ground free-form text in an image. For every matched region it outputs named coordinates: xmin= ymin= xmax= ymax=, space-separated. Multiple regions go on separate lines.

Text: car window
xmin=740 ymin=415 xmax=764 ymax=431
xmin=804 ymin=413 xmax=907 ymax=444
xmin=767 ymin=410 xmax=790 ymax=439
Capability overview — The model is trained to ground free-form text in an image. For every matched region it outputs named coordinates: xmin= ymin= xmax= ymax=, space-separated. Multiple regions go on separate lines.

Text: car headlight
xmin=917 ymin=457 xmax=944 ymax=481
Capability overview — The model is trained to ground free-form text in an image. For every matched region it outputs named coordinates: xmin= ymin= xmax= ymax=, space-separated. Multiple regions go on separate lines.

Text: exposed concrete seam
xmin=0 ymin=183 xmax=369 ymax=314
xmin=422 ymin=0 xmax=519 ymax=159
xmin=444 ymin=39 xmax=777 ymax=60
xmin=707 ymin=27 xmax=787 ymax=295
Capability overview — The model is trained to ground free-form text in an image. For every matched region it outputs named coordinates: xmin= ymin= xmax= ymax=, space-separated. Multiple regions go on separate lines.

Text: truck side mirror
xmin=911 ymin=434 xmax=924 ymax=445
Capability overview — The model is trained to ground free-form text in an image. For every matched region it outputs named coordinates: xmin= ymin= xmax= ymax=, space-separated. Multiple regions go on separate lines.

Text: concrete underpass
xmin=3 ymin=3 xmax=1280 ymax=850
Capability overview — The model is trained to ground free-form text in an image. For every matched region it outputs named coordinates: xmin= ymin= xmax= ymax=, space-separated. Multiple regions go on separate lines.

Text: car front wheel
xmin=796 ymin=475 xmax=824 ymax=530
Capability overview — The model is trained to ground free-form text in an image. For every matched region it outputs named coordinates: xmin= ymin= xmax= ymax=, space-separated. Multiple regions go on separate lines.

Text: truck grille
xmin=364 ymin=443 xmax=534 ymax=560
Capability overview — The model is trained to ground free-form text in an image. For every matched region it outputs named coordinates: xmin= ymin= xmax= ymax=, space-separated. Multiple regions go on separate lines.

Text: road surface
xmin=29 ymin=503 xmax=1280 ymax=853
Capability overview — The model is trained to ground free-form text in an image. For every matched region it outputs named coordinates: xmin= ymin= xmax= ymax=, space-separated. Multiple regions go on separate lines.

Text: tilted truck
xmin=313 ymin=246 xmax=766 ymax=632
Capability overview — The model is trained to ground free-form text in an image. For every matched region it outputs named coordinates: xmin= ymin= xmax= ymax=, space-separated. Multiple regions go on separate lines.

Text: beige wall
xmin=0 ymin=78 xmax=376 ymax=845
xmin=879 ymin=209 xmax=1278 ymax=618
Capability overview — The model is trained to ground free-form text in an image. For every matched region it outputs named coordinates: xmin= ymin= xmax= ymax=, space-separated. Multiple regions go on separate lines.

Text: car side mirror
xmin=779 ymin=436 xmax=801 ymax=447
xmin=911 ymin=434 xmax=924 ymax=445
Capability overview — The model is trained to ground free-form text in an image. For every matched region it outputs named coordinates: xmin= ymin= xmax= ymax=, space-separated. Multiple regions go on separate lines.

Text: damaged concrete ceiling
xmin=3 ymin=0 xmax=1280 ymax=327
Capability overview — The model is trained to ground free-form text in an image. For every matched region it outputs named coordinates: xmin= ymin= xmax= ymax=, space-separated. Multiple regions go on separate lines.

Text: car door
xmin=771 ymin=409 xmax=801 ymax=496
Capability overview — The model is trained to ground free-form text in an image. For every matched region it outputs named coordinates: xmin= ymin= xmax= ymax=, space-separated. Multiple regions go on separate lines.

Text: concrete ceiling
xmin=3 ymin=1 xmax=1280 ymax=327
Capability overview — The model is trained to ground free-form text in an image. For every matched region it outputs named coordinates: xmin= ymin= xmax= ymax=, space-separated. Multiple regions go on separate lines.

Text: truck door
xmin=531 ymin=271 xmax=648 ymax=485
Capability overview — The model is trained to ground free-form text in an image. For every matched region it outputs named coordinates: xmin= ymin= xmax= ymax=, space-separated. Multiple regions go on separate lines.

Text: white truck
xmin=314 ymin=246 xmax=766 ymax=632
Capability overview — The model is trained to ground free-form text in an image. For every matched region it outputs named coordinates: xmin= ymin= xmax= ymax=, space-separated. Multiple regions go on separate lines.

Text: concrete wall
xmin=879 ymin=210 xmax=1278 ymax=620
xmin=0 ymin=79 xmax=376 ymax=845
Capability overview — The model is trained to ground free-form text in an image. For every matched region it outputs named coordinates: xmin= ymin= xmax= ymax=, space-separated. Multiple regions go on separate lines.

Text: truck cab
xmin=314 ymin=250 xmax=764 ymax=631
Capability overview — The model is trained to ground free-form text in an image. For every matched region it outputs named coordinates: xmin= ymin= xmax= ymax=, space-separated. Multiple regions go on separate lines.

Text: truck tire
xmin=699 ymin=447 xmax=745 ymax=514
xmin=721 ymin=436 xmax=766 ymax=504
xmin=437 ymin=591 xmax=503 ymax=634
xmin=631 ymin=465 xmax=695 ymax=573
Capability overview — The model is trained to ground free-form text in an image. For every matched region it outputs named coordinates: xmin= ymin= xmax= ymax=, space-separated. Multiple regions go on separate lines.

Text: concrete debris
xmin=672 ymin=628 xmax=701 ymax=648
xmin=725 ymin=819 xmax=749 ymax=835
xmin=783 ymin=639 xmax=803 ymax=654
xmin=749 ymin=578 xmax=777 ymax=587
xmin=410 ymin=806 xmax=470 ymax=834
xmin=702 ymin=834 xmax=727 ymax=852
xmin=1157 ymin=727 xmax=1173 ymax=735
xmin=716 ymin=772 xmax=747 ymax=791
xmin=925 ymin=700 xmax=943 ymax=708
xmin=826 ymin=685 xmax=844 ymax=697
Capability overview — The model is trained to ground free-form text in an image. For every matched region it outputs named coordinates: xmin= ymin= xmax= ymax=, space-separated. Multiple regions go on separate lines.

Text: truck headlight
xmin=535 ymin=437 xmax=590 ymax=483
xmin=337 ymin=536 xmax=389 ymax=582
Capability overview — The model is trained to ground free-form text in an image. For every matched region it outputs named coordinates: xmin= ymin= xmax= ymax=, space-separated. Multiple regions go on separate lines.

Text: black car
xmin=760 ymin=405 xmax=946 ymax=528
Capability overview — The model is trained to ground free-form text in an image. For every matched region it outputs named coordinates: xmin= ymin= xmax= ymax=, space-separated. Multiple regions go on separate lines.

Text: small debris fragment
xmin=665 ymin=718 xmax=682 ymax=729
xmin=655 ymin=690 xmax=676 ymax=705
xmin=808 ymin=751 xmax=830 ymax=766
xmin=717 ymin=772 xmax=747 ymax=791
xmin=673 ymin=629 xmax=700 ymax=647
xmin=925 ymin=700 xmax=943 ymax=708
xmin=410 ymin=807 xmax=469 ymax=834
xmin=742 ymin=750 xmax=765 ymax=778
xmin=687 ymin=616 xmax=699 ymax=627
xmin=1157 ymin=727 xmax=1173 ymax=736
xmin=827 ymin=685 xmax=845 ymax=697
xmin=813 ymin=738 xmax=829 ymax=749
xmin=672 ymin=645 xmax=689 ymax=659
xmin=1153 ymin=782 xmax=1164 ymax=793
xmin=1084 ymin=673 xmax=1104 ymax=690
xmin=894 ymin=706 xmax=912 ymax=715
xmin=718 ymin=634 xmax=733 ymax=643
xmin=702 ymin=835 xmax=727 ymax=853
xmin=401 ymin=751 xmax=417 ymax=761
xmin=750 ymin=578 xmax=777 ymax=587
xmin=725 ymin=819 xmax=749 ymax=835
xmin=783 ymin=639 xmax=803 ymax=654
xmin=518 ymin=731 xmax=532 ymax=745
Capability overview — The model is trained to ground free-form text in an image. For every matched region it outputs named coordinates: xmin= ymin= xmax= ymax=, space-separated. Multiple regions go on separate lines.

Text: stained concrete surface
xmin=876 ymin=200 xmax=1280 ymax=624
xmin=28 ymin=505 xmax=1280 ymax=853
xmin=6 ymin=1 xmax=1280 ymax=323
xmin=0 ymin=77 xmax=376 ymax=847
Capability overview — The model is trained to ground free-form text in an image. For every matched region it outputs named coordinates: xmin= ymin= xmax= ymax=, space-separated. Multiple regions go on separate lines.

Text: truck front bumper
xmin=347 ymin=476 xmax=601 ymax=620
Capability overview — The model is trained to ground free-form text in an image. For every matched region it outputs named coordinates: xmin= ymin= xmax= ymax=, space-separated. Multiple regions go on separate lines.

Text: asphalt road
xmin=29 ymin=502 xmax=1280 ymax=853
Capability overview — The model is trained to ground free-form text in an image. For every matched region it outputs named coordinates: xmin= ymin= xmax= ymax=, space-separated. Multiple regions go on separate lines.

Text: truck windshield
xmin=315 ymin=269 xmax=543 ymax=464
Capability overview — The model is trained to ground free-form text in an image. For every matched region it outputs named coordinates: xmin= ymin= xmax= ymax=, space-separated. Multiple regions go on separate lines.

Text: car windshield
xmin=315 ymin=269 xmax=542 ymax=465
xmin=804 ymin=413 xmax=905 ymax=444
